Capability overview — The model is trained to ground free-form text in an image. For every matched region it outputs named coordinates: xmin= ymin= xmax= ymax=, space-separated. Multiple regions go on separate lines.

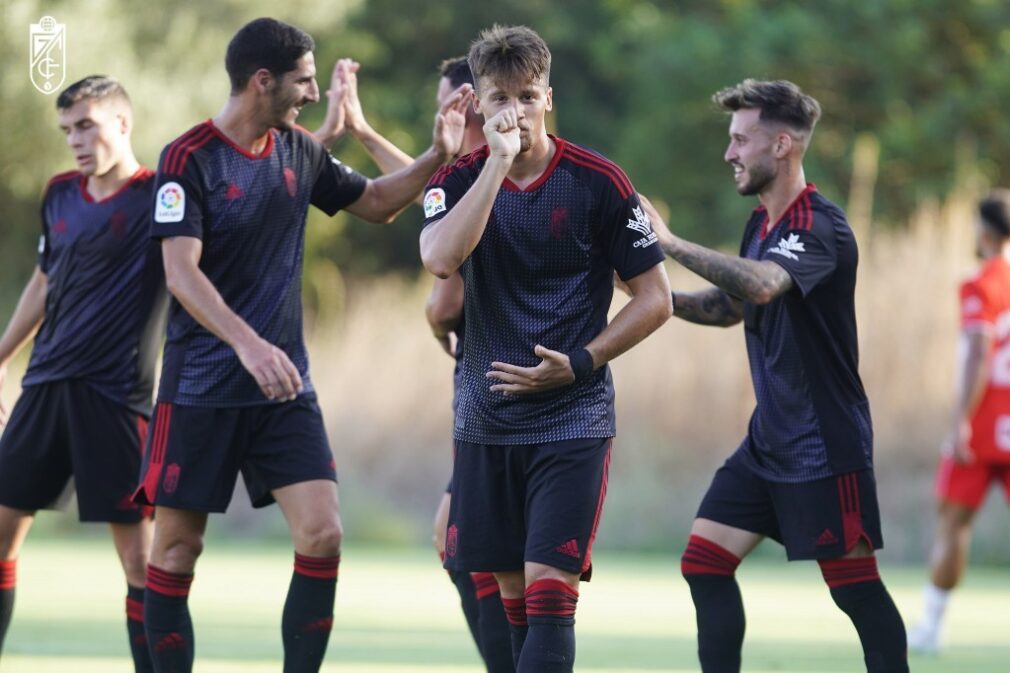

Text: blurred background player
xmin=0 ymin=76 xmax=167 ymax=672
xmin=908 ymin=190 xmax=1010 ymax=655
xmin=132 ymin=18 xmax=468 ymax=673
xmin=654 ymin=79 xmax=908 ymax=673
xmin=315 ymin=53 xmax=512 ymax=673
xmin=420 ymin=25 xmax=671 ymax=673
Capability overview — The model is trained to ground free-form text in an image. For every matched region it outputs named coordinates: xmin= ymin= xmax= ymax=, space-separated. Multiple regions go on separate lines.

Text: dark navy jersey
xmin=451 ymin=309 xmax=465 ymax=411
xmin=423 ymin=136 xmax=664 ymax=444
xmin=737 ymin=183 xmax=873 ymax=482
xmin=151 ymin=120 xmax=367 ymax=406
xmin=24 ymin=168 xmax=168 ymax=416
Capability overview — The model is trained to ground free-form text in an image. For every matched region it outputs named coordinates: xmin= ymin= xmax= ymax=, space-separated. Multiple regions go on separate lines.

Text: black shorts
xmin=445 ymin=437 xmax=612 ymax=578
xmin=0 ymin=381 xmax=150 ymax=523
xmin=133 ymin=394 xmax=336 ymax=512
xmin=696 ymin=447 xmax=883 ymax=561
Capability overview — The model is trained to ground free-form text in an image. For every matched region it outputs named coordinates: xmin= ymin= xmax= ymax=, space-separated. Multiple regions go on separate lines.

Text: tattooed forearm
xmin=672 ymin=288 xmax=744 ymax=327
xmin=668 ymin=238 xmax=792 ymax=305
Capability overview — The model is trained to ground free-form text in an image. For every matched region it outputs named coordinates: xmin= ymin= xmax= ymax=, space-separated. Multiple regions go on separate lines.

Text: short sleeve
xmin=599 ymin=186 xmax=665 ymax=282
xmin=307 ymin=139 xmax=368 ymax=216
xmin=762 ymin=212 xmax=838 ymax=296
xmin=421 ymin=163 xmax=474 ymax=229
xmin=152 ymin=147 xmax=205 ymax=240
xmin=960 ymin=279 xmax=994 ymax=330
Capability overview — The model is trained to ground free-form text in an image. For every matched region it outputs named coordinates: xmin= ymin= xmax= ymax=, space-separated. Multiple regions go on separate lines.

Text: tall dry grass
xmin=307 ymin=184 xmax=1010 ymax=560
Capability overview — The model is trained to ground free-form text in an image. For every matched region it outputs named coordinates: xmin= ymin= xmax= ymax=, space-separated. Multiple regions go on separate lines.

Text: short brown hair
xmin=439 ymin=56 xmax=473 ymax=89
xmin=467 ymin=25 xmax=550 ymax=92
xmin=56 ymin=75 xmax=130 ymax=110
xmin=713 ymin=79 xmax=821 ymax=133
xmin=980 ymin=190 xmax=1010 ymax=238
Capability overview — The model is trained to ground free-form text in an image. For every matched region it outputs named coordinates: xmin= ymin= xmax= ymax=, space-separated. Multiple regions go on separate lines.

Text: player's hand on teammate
xmin=487 ymin=344 xmax=577 ymax=395
xmin=483 ymin=108 xmax=521 ymax=162
xmin=432 ymin=84 xmax=472 ymax=160
xmin=941 ymin=419 xmax=974 ymax=465
xmin=235 ymin=337 xmax=303 ymax=402
xmin=638 ymin=194 xmax=677 ymax=255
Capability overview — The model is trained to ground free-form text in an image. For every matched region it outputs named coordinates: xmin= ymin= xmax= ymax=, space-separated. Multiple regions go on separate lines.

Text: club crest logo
xmin=424 ymin=188 xmax=447 ymax=218
xmin=284 ymin=167 xmax=298 ymax=197
xmin=155 ymin=182 xmax=185 ymax=223
xmin=445 ymin=524 xmax=458 ymax=558
xmin=549 ymin=207 xmax=569 ymax=240
xmin=163 ymin=463 xmax=181 ymax=494
xmin=29 ymin=16 xmax=66 ymax=95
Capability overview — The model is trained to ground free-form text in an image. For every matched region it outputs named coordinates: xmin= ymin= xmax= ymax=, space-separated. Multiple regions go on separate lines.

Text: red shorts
xmin=935 ymin=456 xmax=1010 ymax=510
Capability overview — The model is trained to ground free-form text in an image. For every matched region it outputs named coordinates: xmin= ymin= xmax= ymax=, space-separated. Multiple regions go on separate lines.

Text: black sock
xmin=0 ymin=560 xmax=15 ymax=653
xmin=126 ymin=584 xmax=154 ymax=673
xmin=144 ymin=565 xmax=194 ymax=673
xmin=452 ymin=571 xmax=483 ymax=657
xmin=501 ymin=596 xmax=528 ymax=668
xmin=472 ymin=573 xmax=515 ymax=673
xmin=518 ymin=579 xmax=578 ymax=673
xmin=282 ymin=553 xmax=339 ymax=673
xmin=820 ymin=557 xmax=909 ymax=673
xmin=682 ymin=535 xmax=744 ymax=673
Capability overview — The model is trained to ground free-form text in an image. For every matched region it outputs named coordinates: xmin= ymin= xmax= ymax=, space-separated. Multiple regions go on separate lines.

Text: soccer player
xmin=420 ymin=25 xmax=672 ymax=673
xmin=319 ymin=53 xmax=513 ymax=673
xmin=132 ymin=18 xmax=467 ymax=673
xmin=907 ymin=190 xmax=1010 ymax=654
xmin=0 ymin=76 xmax=167 ymax=672
xmin=652 ymin=79 xmax=908 ymax=673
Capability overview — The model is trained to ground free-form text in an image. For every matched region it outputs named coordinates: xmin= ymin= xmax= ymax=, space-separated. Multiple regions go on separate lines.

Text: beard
xmin=737 ymin=160 xmax=776 ymax=196
xmin=270 ymin=90 xmax=303 ymax=130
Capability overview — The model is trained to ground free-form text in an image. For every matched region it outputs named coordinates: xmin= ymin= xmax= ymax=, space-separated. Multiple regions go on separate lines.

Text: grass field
xmin=1 ymin=538 xmax=1008 ymax=672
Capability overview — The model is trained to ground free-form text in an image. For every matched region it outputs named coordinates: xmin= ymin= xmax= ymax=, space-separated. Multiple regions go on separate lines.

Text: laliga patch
xmin=37 ymin=234 xmax=45 ymax=254
xmin=155 ymin=182 xmax=185 ymax=223
xmin=424 ymin=188 xmax=447 ymax=218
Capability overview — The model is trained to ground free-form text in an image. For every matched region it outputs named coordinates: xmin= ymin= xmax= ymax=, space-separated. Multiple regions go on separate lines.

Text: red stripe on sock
xmin=294 ymin=553 xmax=340 ymax=580
xmin=681 ymin=535 xmax=741 ymax=576
xmin=525 ymin=579 xmax=579 ymax=618
xmin=818 ymin=556 xmax=880 ymax=588
xmin=126 ymin=596 xmax=144 ymax=622
xmin=501 ymin=596 xmax=527 ymax=627
xmin=145 ymin=564 xmax=193 ymax=598
xmin=471 ymin=572 xmax=500 ymax=600
xmin=0 ymin=560 xmax=15 ymax=590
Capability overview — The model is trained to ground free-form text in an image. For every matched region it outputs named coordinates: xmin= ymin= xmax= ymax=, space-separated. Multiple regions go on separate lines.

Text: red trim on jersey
xmin=207 ymin=119 xmax=276 ymax=161
xmin=428 ymin=146 xmax=490 ymax=188
xmin=760 ymin=182 xmax=817 ymax=239
xmin=562 ymin=142 xmax=634 ymax=199
xmin=45 ymin=170 xmax=81 ymax=195
xmin=164 ymin=124 xmax=215 ymax=176
xmin=501 ymin=136 xmax=568 ymax=193
xmin=79 ymin=166 xmax=154 ymax=205
xmin=581 ymin=440 xmax=612 ymax=575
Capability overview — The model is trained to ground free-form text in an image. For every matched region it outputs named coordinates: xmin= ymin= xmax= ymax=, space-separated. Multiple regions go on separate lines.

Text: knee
xmin=493 ymin=571 xmax=526 ymax=599
xmin=120 ymin=547 xmax=149 ymax=586
xmin=293 ymin=519 xmax=343 ymax=557
xmin=154 ymin=533 xmax=204 ymax=574
xmin=682 ymin=534 xmax=741 ymax=580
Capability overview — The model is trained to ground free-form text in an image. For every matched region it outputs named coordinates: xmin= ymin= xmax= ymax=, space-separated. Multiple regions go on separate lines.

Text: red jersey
xmin=961 ymin=256 xmax=1010 ymax=463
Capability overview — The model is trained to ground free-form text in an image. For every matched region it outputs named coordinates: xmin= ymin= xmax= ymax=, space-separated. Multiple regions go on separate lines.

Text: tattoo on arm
xmin=670 ymin=238 xmax=792 ymax=304
xmin=672 ymin=288 xmax=743 ymax=327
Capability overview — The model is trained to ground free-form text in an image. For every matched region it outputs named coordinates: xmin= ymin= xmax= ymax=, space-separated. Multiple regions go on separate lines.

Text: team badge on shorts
xmin=163 ymin=463 xmax=181 ymax=494
xmin=446 ymin=524 xmax=458 ymax=558
xmin=424 ymin=188 xmax=447 ymax=218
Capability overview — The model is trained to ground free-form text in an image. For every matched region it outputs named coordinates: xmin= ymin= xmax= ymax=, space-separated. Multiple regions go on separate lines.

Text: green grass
xmin=2 ymin=539 xmax=1008 ymax=672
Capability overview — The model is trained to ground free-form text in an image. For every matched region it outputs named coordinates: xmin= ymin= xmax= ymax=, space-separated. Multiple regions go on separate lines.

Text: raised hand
xmin=315 ymin=58 xmax=352 ymax=145
xmin=482 ymin=108 xmax=521 ymax=162
xmin=234 ymin=336 xmax=303 ymax=402
xmin=486 ymin=344 xmax=578 ymax=395
xmin=339 ymin=59 xmax=370 ymax=135
xmin=432 ymin=83 xmax=472 ymax=159
xmin=638 ymin=193 xmax=677 ymax=255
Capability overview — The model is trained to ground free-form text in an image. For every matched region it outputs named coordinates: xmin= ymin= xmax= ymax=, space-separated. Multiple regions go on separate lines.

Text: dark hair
xmin=713 ymin=79 xmax=821 ymax=132
xmin=439 ymin=56 xmax=473 ymax=89
xmin=468 ymin=24 xmax=550 ymax=91
xmin=225 ymin=18 xmax=314 ymax=93
xmin=980 ymin=190 xmax=1010 ymax=238
xmin=56 ymin=75 xmax=130 ymax=110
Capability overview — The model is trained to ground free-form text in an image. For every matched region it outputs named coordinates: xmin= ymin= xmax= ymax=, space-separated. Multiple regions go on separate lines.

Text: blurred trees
xmin=3 ymin=0 xmax=1010 ymax=313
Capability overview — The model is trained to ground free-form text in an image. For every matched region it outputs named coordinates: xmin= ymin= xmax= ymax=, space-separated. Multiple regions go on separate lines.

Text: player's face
xmin=269 ymin=52 xmax=320 ymax=130
xmin=476 ymin=76 xmax=552 ymax=153
xmin=724 ymin=108 xmax=778 ymax=196
xmin=57 ymin=99 xmax=129 ymax=177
